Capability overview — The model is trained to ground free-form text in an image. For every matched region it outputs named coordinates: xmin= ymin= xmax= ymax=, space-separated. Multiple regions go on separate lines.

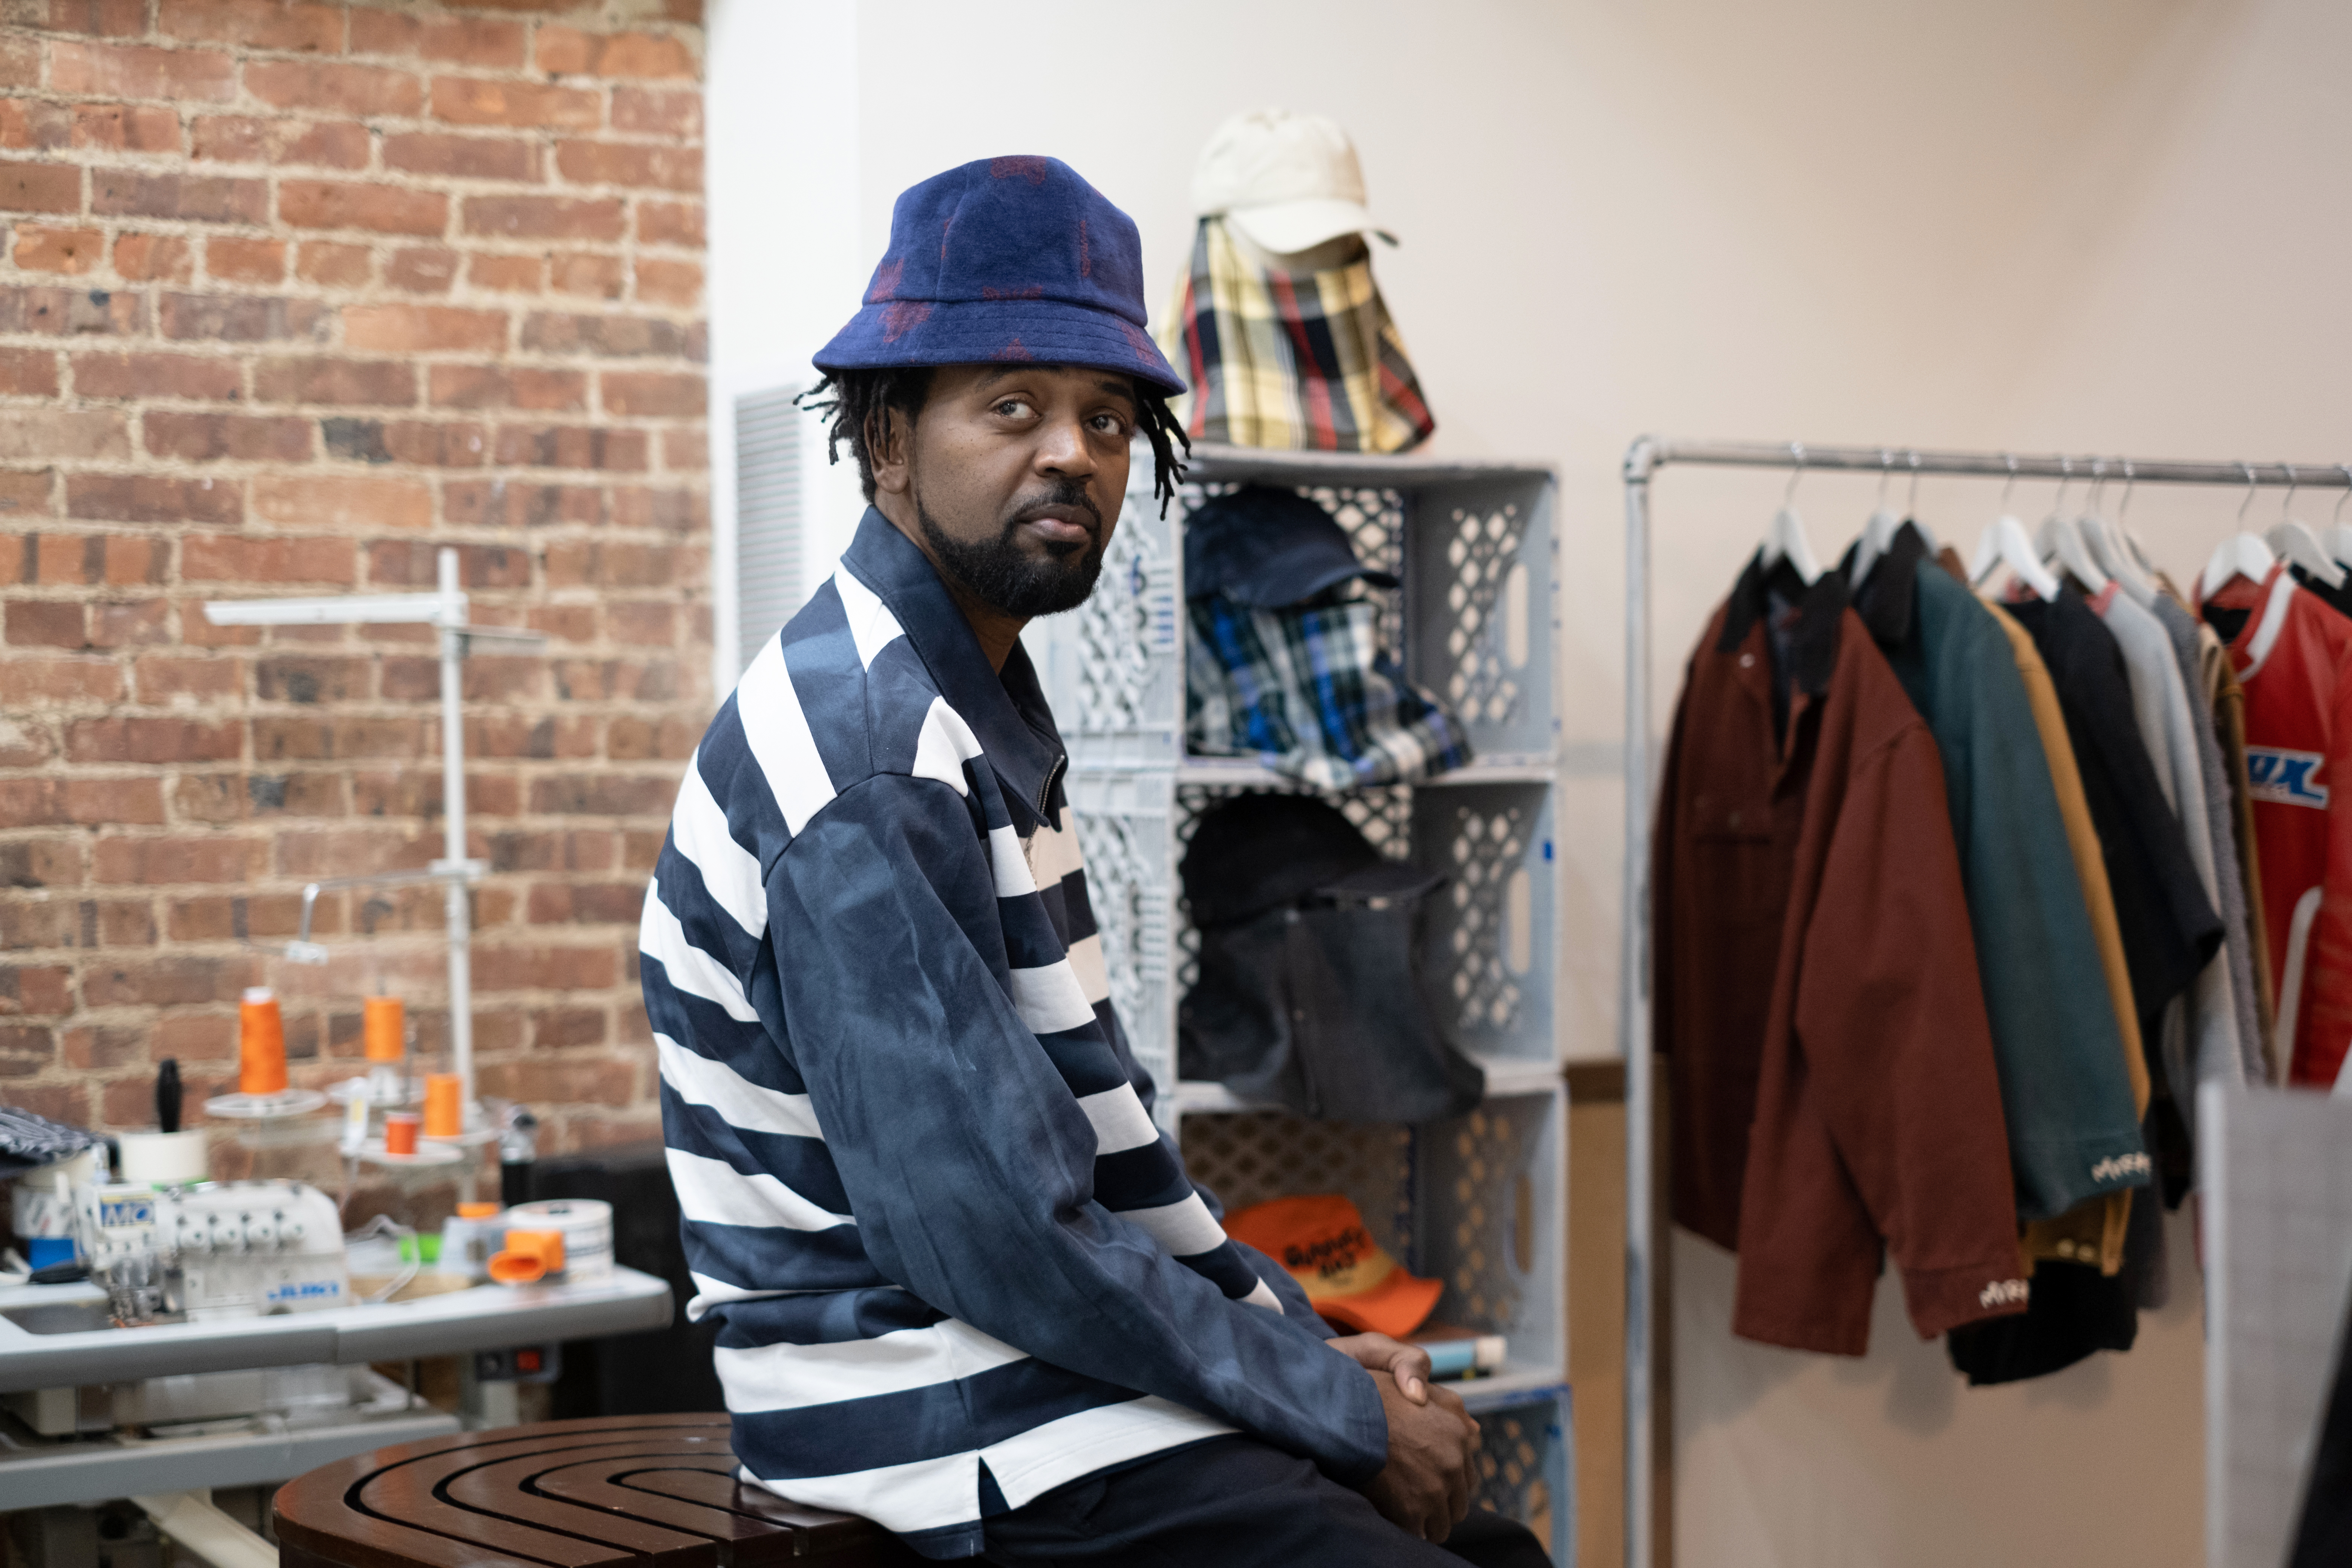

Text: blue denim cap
xmin=815 ymin=156 xmax=1186 ymax=397
xmin=1184 ymin=484 xmax=1400 ymax=607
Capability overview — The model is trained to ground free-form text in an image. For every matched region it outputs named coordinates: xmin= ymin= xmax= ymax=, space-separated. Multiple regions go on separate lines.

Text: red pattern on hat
xmin=865 ymin=258 xmax=903 ymax=303
xmin=882 ymin=301 xmax=931 ymax=343
xmin=981 ymin=285 xmax=1043 ymax=301
xmin=990 ymin=156 xmax=1051 ymax=183
xmin=993 ymin=337 xmax=1033 ymax=361
xmin=1078 ymin=218 xmax=1091 ymax=278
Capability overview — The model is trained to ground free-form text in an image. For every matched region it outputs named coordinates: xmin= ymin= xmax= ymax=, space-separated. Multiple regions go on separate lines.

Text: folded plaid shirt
xmin=1161 ymin=218 xmax=1435 ymax=454
xmin=1186 ymin=588 xmax=1471 ymax=788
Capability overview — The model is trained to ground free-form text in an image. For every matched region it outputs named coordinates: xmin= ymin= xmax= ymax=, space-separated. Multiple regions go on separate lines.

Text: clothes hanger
xmin=2321 ymin=463 xmax=2352 ymax=569
xmin=2080 ymin=458 xmax=2157 ymax=597
xmin=1847 ymin=448 xmax=1903 ymax=586
xmin=1969 ymin=455 xmax=2061 ymax=600
xmin=2263 ymin=464 xmax=2347 ymax=589
xmin=2034 ymin=458 xmax=2109 ymax=595
xmin=1760 ymin=442 xmax=1822 ymax=584
xmin=2199 ymin=461 xmax=2278 ymax=600
xmin=1903 ymin=450 xmax=1937 ymax=549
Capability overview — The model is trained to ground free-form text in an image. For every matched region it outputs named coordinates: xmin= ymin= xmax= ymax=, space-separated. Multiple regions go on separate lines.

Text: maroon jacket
xmin=1654 ymin=557 xmax=2026 ymax=1354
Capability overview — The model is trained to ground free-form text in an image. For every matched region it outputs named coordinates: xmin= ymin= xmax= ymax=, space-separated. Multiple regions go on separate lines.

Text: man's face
xmin=879 ymin=362 xmax=1136 ymax=619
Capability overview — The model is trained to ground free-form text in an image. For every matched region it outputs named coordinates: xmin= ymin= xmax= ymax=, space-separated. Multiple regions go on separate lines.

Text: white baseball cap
xmin=1191 ymin=109 xmax=1395 ymax=256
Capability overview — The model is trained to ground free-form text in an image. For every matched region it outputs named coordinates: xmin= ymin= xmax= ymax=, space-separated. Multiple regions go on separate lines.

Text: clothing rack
xmin=1616 ymin=436 xmax=2352 ymax=1568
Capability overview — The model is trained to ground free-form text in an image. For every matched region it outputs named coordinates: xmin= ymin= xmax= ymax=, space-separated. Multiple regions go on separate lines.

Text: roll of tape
xmin=503 ymin=1199 xmax=613 ymax=1284
xmin=116 ymin=1129 xmax=209 ymax=1185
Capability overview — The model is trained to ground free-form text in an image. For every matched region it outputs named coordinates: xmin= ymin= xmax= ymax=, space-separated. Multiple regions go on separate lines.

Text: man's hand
xmin=1328 ymin=1332 xmax=1435 ymax=1404
xmin=1360 ymin=1370 xmax=1479 ymax=1543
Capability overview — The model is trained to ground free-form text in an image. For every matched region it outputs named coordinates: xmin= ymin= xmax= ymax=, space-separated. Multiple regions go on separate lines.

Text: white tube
xmin=131 ymin=1491 xmax=277 ymax=1568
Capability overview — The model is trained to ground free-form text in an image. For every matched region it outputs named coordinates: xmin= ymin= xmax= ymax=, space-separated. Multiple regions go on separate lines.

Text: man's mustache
xmin=1002 ymin=480 xmax=1104 ymax=542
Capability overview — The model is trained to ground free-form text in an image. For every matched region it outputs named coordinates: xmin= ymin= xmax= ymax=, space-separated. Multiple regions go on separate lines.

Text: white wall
xmin=704 ymin=1 xmax=2352 ymax=1560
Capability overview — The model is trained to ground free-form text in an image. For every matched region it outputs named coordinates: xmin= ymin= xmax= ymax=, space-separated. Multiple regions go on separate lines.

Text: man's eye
xmin=1090 ymin=413 xmax=1129 ymax=434
xmin=994 ymin=399 xmax=1031 ymax=418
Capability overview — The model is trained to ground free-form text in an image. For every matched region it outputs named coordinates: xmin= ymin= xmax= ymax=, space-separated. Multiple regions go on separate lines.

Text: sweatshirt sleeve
xmin=1733 ymin=724 xmax=2028 ymax=1354
xmin=767 ymin=772 xmax=1386 ymax=1482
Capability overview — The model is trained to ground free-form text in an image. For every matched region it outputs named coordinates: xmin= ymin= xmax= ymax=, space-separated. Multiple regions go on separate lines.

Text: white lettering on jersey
xmin=1978 ymin=1278 xmax=2030 ymax=1309
xmin=2248 ymin=747 xmax=2331 ymax=808
xmin=2090 ymin=1152 xmax=2151 ymax=1184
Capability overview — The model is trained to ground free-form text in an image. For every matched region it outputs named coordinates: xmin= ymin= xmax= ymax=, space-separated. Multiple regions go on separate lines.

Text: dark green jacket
xmin=1848 ymin=527 xmax=2148 ymax=1222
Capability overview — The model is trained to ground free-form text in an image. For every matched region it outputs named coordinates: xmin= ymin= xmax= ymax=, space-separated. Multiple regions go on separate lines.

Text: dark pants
xmin=978 ymin=1435 xmax=1553 ymax=1568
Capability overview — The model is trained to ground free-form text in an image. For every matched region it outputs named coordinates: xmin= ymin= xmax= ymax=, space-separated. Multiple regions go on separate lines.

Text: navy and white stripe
xmin=644 ymin=512 xmax=1379 ymax=1559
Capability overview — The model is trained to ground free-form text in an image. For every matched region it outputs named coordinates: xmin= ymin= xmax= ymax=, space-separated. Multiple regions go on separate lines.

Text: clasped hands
xmin=1326 ymin=1332 xmax=1482 ymax=1543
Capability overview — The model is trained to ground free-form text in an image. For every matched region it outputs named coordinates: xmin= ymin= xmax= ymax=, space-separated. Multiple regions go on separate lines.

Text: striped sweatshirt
xmin=642 ymin=510 xmax=1385 ymax=1558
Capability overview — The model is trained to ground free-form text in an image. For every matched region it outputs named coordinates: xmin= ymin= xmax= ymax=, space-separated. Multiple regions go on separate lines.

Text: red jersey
xmin=2205 ymin=564 xmax=2352 ymax=1086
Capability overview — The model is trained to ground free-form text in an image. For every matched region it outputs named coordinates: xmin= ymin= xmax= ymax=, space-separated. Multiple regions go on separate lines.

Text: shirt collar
xmin=1717 ymin=548 xmax=1849 ymax=697
xmin=840 ymin=508 xmax=1067 ymax=830
xmin=1843 ymin=521 xmax=1931 ymax=646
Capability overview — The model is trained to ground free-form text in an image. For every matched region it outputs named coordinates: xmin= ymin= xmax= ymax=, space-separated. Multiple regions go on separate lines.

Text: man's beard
xmin=914 ymin=479 xmax=1107 ymax=619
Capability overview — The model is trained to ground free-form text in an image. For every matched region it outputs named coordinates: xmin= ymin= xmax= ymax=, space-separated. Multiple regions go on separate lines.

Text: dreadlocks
xmin=795 ymin=366 xmax=1191 ymax=516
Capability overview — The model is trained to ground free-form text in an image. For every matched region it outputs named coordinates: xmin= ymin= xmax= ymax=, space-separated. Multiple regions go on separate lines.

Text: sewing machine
xmin=81 ymin=1179 xmax=350 ymax=1328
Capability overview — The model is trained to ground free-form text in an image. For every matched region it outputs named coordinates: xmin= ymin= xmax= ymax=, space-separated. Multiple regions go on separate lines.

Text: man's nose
xmin=1035 ymin=414 xmax=1099 ymax=479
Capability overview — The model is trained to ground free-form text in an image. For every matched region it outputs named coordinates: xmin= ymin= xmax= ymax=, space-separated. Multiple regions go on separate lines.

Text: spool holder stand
xmin=205 ymin=547 xmax=541 ymax=1200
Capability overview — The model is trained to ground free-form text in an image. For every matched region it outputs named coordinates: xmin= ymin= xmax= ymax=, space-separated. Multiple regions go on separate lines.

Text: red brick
xmin=100 ymin=535 xmax=165 ymax=585
xmin=429 ymin=364 xmax=585 ymax=411
xmin=637 ymin=200 xmax=703 ymax=247
xmin=611 ymin=87 xmax=701 ymax=140
xmin=92 ymin=170 xmax=267 ymax=224
xmin=12 ymin=223 xmax=101 ymax=274
xmin=525 ymin=881 xmax=643 ymax=925
xmin=493 ymin=424 xmax=646 ymax=471
xmin=0 ymin=1023 xmax=55 ymax=1078
xmin=245 ymin=61 xmax=423 ymax=118
xmin=71 ymin=103 xmax=184 ymax=153
xmin=161 ymin=292 xmax=326 ymax=342
xmin=0 ymin=159 xmax=81 ymax=215
xmin=604 ymin=600 xmax=677 ymax=646
xmin=181 ymin=532 xmax=356 ymax=583
xmin=159 ymin=0 xmax=343 ymax=53
xmin=368 ymin=539 xmax=533 ymax=588
xmin=549 ymin=251 xmax=623 ymax=298
xmin=144 ymin=410 xmax=312 ymax=462
xmin=555 ymin=139 xmax=700 ymax=193
xmin=341 ymin=303 xmax=506 ymax=354
xmin=465 ymin=253 xmax=540 ymax=292
xmin=0 ymin=346 xmax=59 ymax=395
xmin=279 ymin=180 xmax=448 ymax=236
xmin=113 ymin=231 xmax=193 ymax=282
xmin=52 ymin=43 xmax=238 ymax=103
xmin=528 ymin=603 xmax=595 ymax=643
xmin=67 ymin=473 xmax=240 ymax=524
xmin=429 ymin=77 xmax=600 ymax=131
xmin=177 ymin=601 xmax=259 ymax=648
xmin=0 ymin=837 xmax=85 ymax=888
xmin=66 ymin=716 xmax=242 ymax=764
xmin=251 ymin=473 xmax=432 ymax=530
xmin=0 ymin=656 xmax=122 ymax=701
xmin=661 ymin=426 xmax=707 ymax=470
xmin=478 ymin=1054 xmax=635 ymax=1107
xmin=191 ymin=115 xmax=369 ymax=169
xmin=133 ymin=654 xmax=242 ymax=703
xmin=634 ymin=256 xmax=701 ymax=306
xmin=63 ymin=1024 xmax=155 ymax=1068
xmin=0 ymin=964 xmax=74 ymax=1017
xmin=46 ymin=0 xmax=158 ymax=37
xmin=88 ymin=596 xmax=170 ymax=647
xmin=0 ymin=410 xmax=129 ymax=461
xmin=205 ymin=235 xmax=286 ymax=284
xmin=519 ymin=312 xmax=684 ymax=358
xmin=81 ymin=953 xmax=258 ymax=1004
xmin=73 ymin=351 xmax=243 ymax=402
xmin=601 ymin=370 xmax=704 ymax=417
xmin=381 ymin=131 xmax=537 ymax=181
xmin=464 ymin=194 xmax=625 ymax=242
xmin=530 ymin=1004 xmax=609 ymax=1046
xmin=63 ymin=776 xmax=164 ymax=824
xmin=472 ymin=943 xmax=619 ymax=993
xmin=152 ymin=1012 xmax=235 ymax=1062
xmin=19 ymin=531 xmax=160 ymax=587
xmin=293 ymin=240 xmax=369 ymax=286
xmin=528 ymin=773 xmax=677 ymax=816
xmin=255 ymin=654 xmax=369 ymax=703
xmin=536 ymin=28 xmax=697 ymax=79
xmin=0 ymin=100 xmax=72 ymax=152
xmin=0 ymin=470 xmax=49 ymax=524
xmin=443 ymin=480 xmax=600 ymax=528
xmin=0 ymin=37 xmax=38 ymax=89
xmin=0 ymin=284 xmax=144 ymax=336
xmin=384 ymin=246 xmax=458 ymax=293
xmin=253 ymin=355 xmax=414 ymax=406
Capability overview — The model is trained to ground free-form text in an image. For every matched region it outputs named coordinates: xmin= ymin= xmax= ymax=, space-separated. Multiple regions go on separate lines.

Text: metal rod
xmin=1617 ymin=433 xmax=2339 ymax=1568
xmin=436 ymin=547 xmax=477 ymax=1200
xmin=1620 ymin=437 xmax=1658 ymax=1568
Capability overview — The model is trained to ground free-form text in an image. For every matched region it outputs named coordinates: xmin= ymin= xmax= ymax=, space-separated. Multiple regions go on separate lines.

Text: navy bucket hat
xmin=815 ymin=156 xmax=1187 ymax=397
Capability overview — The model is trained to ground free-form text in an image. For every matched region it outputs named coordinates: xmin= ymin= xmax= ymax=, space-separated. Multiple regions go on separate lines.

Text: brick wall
xmin=0 ymin=0 xmax=708 ymax=1193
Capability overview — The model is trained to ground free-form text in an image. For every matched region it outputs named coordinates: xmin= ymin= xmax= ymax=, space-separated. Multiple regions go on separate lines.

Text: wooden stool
xmin=273 ymin=1413 xmax=925 ymax=1566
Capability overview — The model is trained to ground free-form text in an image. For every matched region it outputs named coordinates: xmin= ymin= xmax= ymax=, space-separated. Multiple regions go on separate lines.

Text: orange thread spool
xmin=363 ymin=997 xmax=404 ymax=1063
xmin=383 ymin=1110 xmax=420 ymax=1155
xmin=422 ymin=1073 xmax=463 ymax=1139
xmin=238 ymin=987 xmax=287 ymax=1096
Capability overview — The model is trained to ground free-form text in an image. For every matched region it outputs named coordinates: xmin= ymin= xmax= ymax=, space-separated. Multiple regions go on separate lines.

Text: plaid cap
xmin=816 ymin=156 xmax=1185 ymax=397
xmin=1185 ymin=589 xmax=1471 ymax=789
xmin=1159 ymin=216 xmax=1433 ymax=453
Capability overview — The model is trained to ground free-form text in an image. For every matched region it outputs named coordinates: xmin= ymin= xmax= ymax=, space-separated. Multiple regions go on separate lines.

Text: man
xmin=643 ymin=156 xmax=1546 ymax=1567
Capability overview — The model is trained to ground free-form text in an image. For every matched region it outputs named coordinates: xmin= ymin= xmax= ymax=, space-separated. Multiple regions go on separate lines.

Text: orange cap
xmin=422 ymin=1073 xmax=462 ymax=1138
xmin=487 ymin=1250 xmax=545 ymax=1285
xmin=363 ymin=996 xmax=404 ymax=1062
xmin=238 ymin=987 xmax=287 ymax=1096
xmin=456 ymin=1202 xmax=501 ymax=1219
xmin=1223 ymin=1193 xmax=1442 ymax=1338
xmin=502 ymin=1228 xmax=564 ymax=1274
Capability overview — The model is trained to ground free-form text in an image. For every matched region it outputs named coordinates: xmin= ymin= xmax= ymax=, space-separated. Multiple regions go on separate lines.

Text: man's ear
xmin=868 ymin=405 xmax=914 ymax=498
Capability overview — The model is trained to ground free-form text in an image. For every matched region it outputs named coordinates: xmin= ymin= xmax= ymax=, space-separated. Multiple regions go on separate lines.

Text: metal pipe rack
xmin=1618 ymin=436 xmax=2349 ymax=1568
